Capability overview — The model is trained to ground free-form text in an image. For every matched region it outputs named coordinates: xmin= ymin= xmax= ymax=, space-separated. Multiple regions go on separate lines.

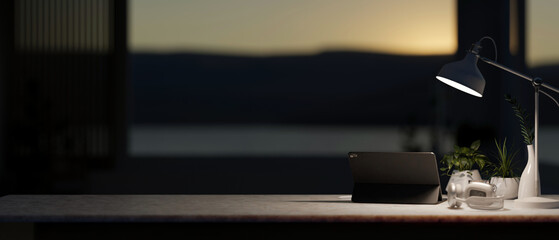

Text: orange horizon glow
xmin=130 ymin=0 xmax=559 ymax=66
xmin=527 ymin=0 xmax=559 ymax=67
xmin=130 ymin=0 xmax=457 ymax=56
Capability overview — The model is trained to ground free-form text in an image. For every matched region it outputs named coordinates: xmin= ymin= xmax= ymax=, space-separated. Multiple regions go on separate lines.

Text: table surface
xmin=1 ymin=194 xmax=559 ymax=223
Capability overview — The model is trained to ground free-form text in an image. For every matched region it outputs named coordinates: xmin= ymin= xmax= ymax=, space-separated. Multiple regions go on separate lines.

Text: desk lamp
xmin=436 ymin=36 xmax=559 ymax=208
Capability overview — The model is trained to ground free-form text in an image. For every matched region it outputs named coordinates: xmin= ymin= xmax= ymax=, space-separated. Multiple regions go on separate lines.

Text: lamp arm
xmin=479 ymin=56 xmax=559 ymax=94
xmin=542 ymin=82 xmax=559 ymax=94
xmin=479 ymin=57 xmax=533 ymax=82
xmin=540 ymin=90 xmax=559 ymax=108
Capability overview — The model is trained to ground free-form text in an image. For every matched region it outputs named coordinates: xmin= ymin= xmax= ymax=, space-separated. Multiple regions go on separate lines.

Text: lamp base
xmin=514 ymin=196 xmax=559 ymax=209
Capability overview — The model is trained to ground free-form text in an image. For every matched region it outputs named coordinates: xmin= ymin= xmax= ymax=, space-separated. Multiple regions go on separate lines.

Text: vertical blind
xmin=8 ymin=0 xmax=126 ymax=193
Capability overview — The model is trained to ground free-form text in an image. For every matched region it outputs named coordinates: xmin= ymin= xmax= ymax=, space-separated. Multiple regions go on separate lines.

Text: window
xmin=527 ymin=0 xmax=559 ymax=68
xmin=527 ymin=0 xmax=559 ymax=165
xmin=129 ymin=0 xmax=457 ymax=157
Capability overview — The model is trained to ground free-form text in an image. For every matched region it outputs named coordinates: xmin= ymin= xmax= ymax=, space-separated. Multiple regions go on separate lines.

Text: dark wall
xmin=1 ymin=0 xmax=127 ymax=194
xmin=0 ymin=0 xmax=15 ymax=194
xmin=443 ymin=0 xmax=528 ymax=148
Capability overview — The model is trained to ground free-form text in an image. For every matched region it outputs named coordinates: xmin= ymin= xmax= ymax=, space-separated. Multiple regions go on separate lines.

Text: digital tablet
xmin=348 ymin=152 xmax=442 ymax=204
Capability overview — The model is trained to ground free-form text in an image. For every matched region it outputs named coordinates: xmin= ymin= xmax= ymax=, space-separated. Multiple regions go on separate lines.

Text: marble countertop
xmin=1 ymin=194 xmax=558 ymax=223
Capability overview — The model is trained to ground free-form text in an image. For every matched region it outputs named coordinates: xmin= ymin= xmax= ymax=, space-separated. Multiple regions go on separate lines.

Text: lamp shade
xmin=436 ymin=52 xmax=485 ymax=97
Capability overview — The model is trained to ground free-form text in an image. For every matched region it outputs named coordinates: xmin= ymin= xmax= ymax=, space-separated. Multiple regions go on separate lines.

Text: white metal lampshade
xmin=436 ymin=52 xmax=486 ymax=97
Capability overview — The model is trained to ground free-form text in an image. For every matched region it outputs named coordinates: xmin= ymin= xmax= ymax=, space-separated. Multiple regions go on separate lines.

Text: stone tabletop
xmin=1 ymin=195 xmax=559 ymax=223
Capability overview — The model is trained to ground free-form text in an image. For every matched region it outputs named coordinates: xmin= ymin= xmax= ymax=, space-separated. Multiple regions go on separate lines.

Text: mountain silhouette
xmin=130 ymin=51 xmax=559 ymax=125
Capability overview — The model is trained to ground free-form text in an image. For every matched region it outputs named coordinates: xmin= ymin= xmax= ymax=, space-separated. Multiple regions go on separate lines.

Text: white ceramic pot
xmin=490 ymin=177 xmax=519 ymax=199
xmin=445 ymin=170 xmax=482 ymax=193
xmin=518 ymin=144 xmax=540 ymax=199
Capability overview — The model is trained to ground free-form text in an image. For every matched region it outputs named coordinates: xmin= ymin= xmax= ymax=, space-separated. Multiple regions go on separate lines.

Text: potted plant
xmin=489 ymin=138 xmax=520 ymax=199
xmin=505 ymin=94 xmax=536 ymax=198
xmin=440 ymin=140 xmax=489 ymax=193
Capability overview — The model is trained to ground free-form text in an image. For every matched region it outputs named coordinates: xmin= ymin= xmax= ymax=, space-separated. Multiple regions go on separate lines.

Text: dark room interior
xmin=1 ymin=0 xmax=559 ymax=239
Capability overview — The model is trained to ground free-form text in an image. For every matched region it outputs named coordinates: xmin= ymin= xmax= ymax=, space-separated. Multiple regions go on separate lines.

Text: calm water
xmin=130 ymin=125 xmax=559 ymax=166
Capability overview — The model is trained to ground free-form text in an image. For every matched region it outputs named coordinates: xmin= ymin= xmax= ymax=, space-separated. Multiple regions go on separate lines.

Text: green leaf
xmin=505 ymin=94 xmax=534 ymax=145
xmin=470 ymin=140 xmax=481 ymax=151
xmin=442 ymin=140 xmax=489 ymax=174
xmin=490 ymin=138 xmax=520 ymax=178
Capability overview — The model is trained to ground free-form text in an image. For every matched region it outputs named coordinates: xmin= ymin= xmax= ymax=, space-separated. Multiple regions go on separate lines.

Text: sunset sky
xmin=130 ymin=0 xmax=559 ymax=67
xmin=527 ymin=0 xmax=559 ymax=67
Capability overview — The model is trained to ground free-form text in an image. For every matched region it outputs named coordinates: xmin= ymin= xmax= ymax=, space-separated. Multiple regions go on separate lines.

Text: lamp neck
xmin=469 ymin=42 xmax=483 ymax=55
xmin=465 ymin=51 xmax=479 ymax=64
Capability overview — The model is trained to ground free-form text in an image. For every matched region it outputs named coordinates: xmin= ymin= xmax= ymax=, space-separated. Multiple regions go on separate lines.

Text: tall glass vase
xmin=518 ymin=144 xmax=540 ymax=199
